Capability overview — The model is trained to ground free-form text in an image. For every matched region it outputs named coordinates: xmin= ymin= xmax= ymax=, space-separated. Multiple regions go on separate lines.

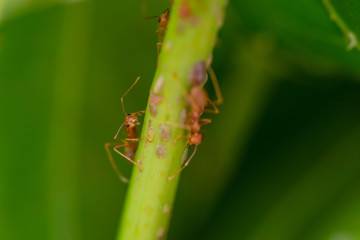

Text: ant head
xmin=158 ymin=11 xmax=169 ymax=28
xmin=124 ymin=114 xmax=140 ymax=129
xmin=189 ymin=61 xmax=207 ymax=86
xmin=189 ymin=132 xmax=202 ymax=146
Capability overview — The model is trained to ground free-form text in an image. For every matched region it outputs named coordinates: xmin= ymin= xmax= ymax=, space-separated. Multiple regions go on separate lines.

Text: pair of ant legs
xmin=166 ymin=117 xmax=212 ymax=181
xmin=105 ymin=141 xmax=132 ymax=183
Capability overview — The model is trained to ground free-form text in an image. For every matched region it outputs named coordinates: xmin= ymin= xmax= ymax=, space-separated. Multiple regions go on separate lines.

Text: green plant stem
xmin=117 ymin=0 xmax=227 ymax=239
xmin=323 ymin=0 xmax=360 ymax=51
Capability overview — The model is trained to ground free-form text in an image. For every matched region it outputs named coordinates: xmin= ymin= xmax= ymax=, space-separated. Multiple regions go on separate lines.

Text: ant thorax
xmin=191 ymin=121 xmax=201 ymax=133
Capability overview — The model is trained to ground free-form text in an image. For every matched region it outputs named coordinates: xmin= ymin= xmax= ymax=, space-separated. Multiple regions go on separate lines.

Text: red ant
xmin=168 ymin=61 xmax=223 ymax=181
xmin=142 ymin=3 xmax=172 ymax=54
xmin=105 ymin=76 xmax=150 ymax=183
xmin=143 ymin=4 xmax=170 ymax=37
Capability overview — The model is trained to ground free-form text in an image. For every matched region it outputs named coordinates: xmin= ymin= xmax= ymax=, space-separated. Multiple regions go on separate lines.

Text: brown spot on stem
xmin=176 ymin=95 xmax=182 ymax=104
xmin=163 ymin=204 xmax=170 ymax=214
xmin=147 ymin=127 xmax=154 ymax=142
xmin=159 ymin=124 xmax=171 ymax=142
xmin=164 ymin=41 xmax=172 ymax=52
xmin=179 ymin=0 xmax=191 ymax=19
xmin=156 ymin=144 xmax=167 ymax=159
xmin=149 ymin=105 xmax=157 ymax=117
xmin=217 ymin=12 xmax=225 ymax=28
xmin=154 ymin=75 xmax=164 ymax=94
xmin=149 ymin=92 xmax=163 ymax=117
xmin=180 ymin=108 xmax=187 ymax=124
xmin=150 ymin=92 xmax=163 ymax=105
xmin=157 ymin=227 xmax=165 ymax=240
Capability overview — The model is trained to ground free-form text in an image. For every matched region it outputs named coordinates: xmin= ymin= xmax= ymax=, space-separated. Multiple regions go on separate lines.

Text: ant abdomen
xmin=189 ymin=61 xmax=207 ymax=86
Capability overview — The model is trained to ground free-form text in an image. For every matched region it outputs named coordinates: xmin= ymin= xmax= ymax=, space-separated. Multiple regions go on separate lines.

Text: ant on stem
xmin=105 ymin=76 xmax=150 ymax=183
xmin=142 ymin=2 xmax=172 ymax=54
xmin=168 ymin=61 xmax=223 ymax=181
xmin=143 ymin=7 xmax=170 ymax=37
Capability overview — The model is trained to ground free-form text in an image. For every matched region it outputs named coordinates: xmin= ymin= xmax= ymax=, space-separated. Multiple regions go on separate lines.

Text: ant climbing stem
xmin=168 ymin=61 xmax=223 ymax=181
xmin=142 ymin=2 xmax=172 ymax=55
xmin=105 ymin=76 xmax=150 ymax=183
xmin=142 ymin=4 xmax=171 ymax=37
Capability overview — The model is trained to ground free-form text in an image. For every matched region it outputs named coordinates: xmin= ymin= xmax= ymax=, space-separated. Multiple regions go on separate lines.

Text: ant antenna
xmin=162 ymin=7 xmax=170 ymax=13
xmin=142 ymin=4 xmax=160 ymax=20
xmin=121 ymin=76 xmax=140 ymax=115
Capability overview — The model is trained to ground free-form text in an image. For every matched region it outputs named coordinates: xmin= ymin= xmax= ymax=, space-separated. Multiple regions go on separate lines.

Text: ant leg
xmin=203 ymin=97 xmax=219 ymax=114
xmin=172 ymin=135 xmax=189 ymax=146
xmin=207 ymin=66 xmax=223 ymax=105
xmin=113 ymin=144 xmax=142 ymax=172
xmin=199 ymin=118 xmax=212 ymax=126
xmin=121 ymin=76 xmax=141 ymax=115
xmin=203 ymin=66 xmax=223 ymax=114
xmin=168 ymin=145 xmax=198 ymax=181
xmin=157 ymin=42 xmax=163 ymax=56
xmin=134 ymin=110 xmax=145 ymax=116
xmin=105 ymin=142 xmax=130 ymax=183
xmin=162 ymin=120 xmax=191 ymax=145
xmin=125 ymin=137 xmax=152 ymax=143
xmin=162 ymin=121 xmax=191 ymax=145
xmin=172 ymin=74 xmax=188 ymax=98
xmin=200 ymin=129 xmax=207 ymax=139
xmin=142 ymin=3 xmax=160 ymax=20
xmin=162 ymin=121 xmax=191 ymax=130
xmin=155 ymin=28 xmax=165 ymax=37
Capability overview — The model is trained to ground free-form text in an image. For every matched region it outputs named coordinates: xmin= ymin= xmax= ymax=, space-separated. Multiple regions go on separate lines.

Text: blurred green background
xmin=1 ymin=0 xmax=360 ymax=240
